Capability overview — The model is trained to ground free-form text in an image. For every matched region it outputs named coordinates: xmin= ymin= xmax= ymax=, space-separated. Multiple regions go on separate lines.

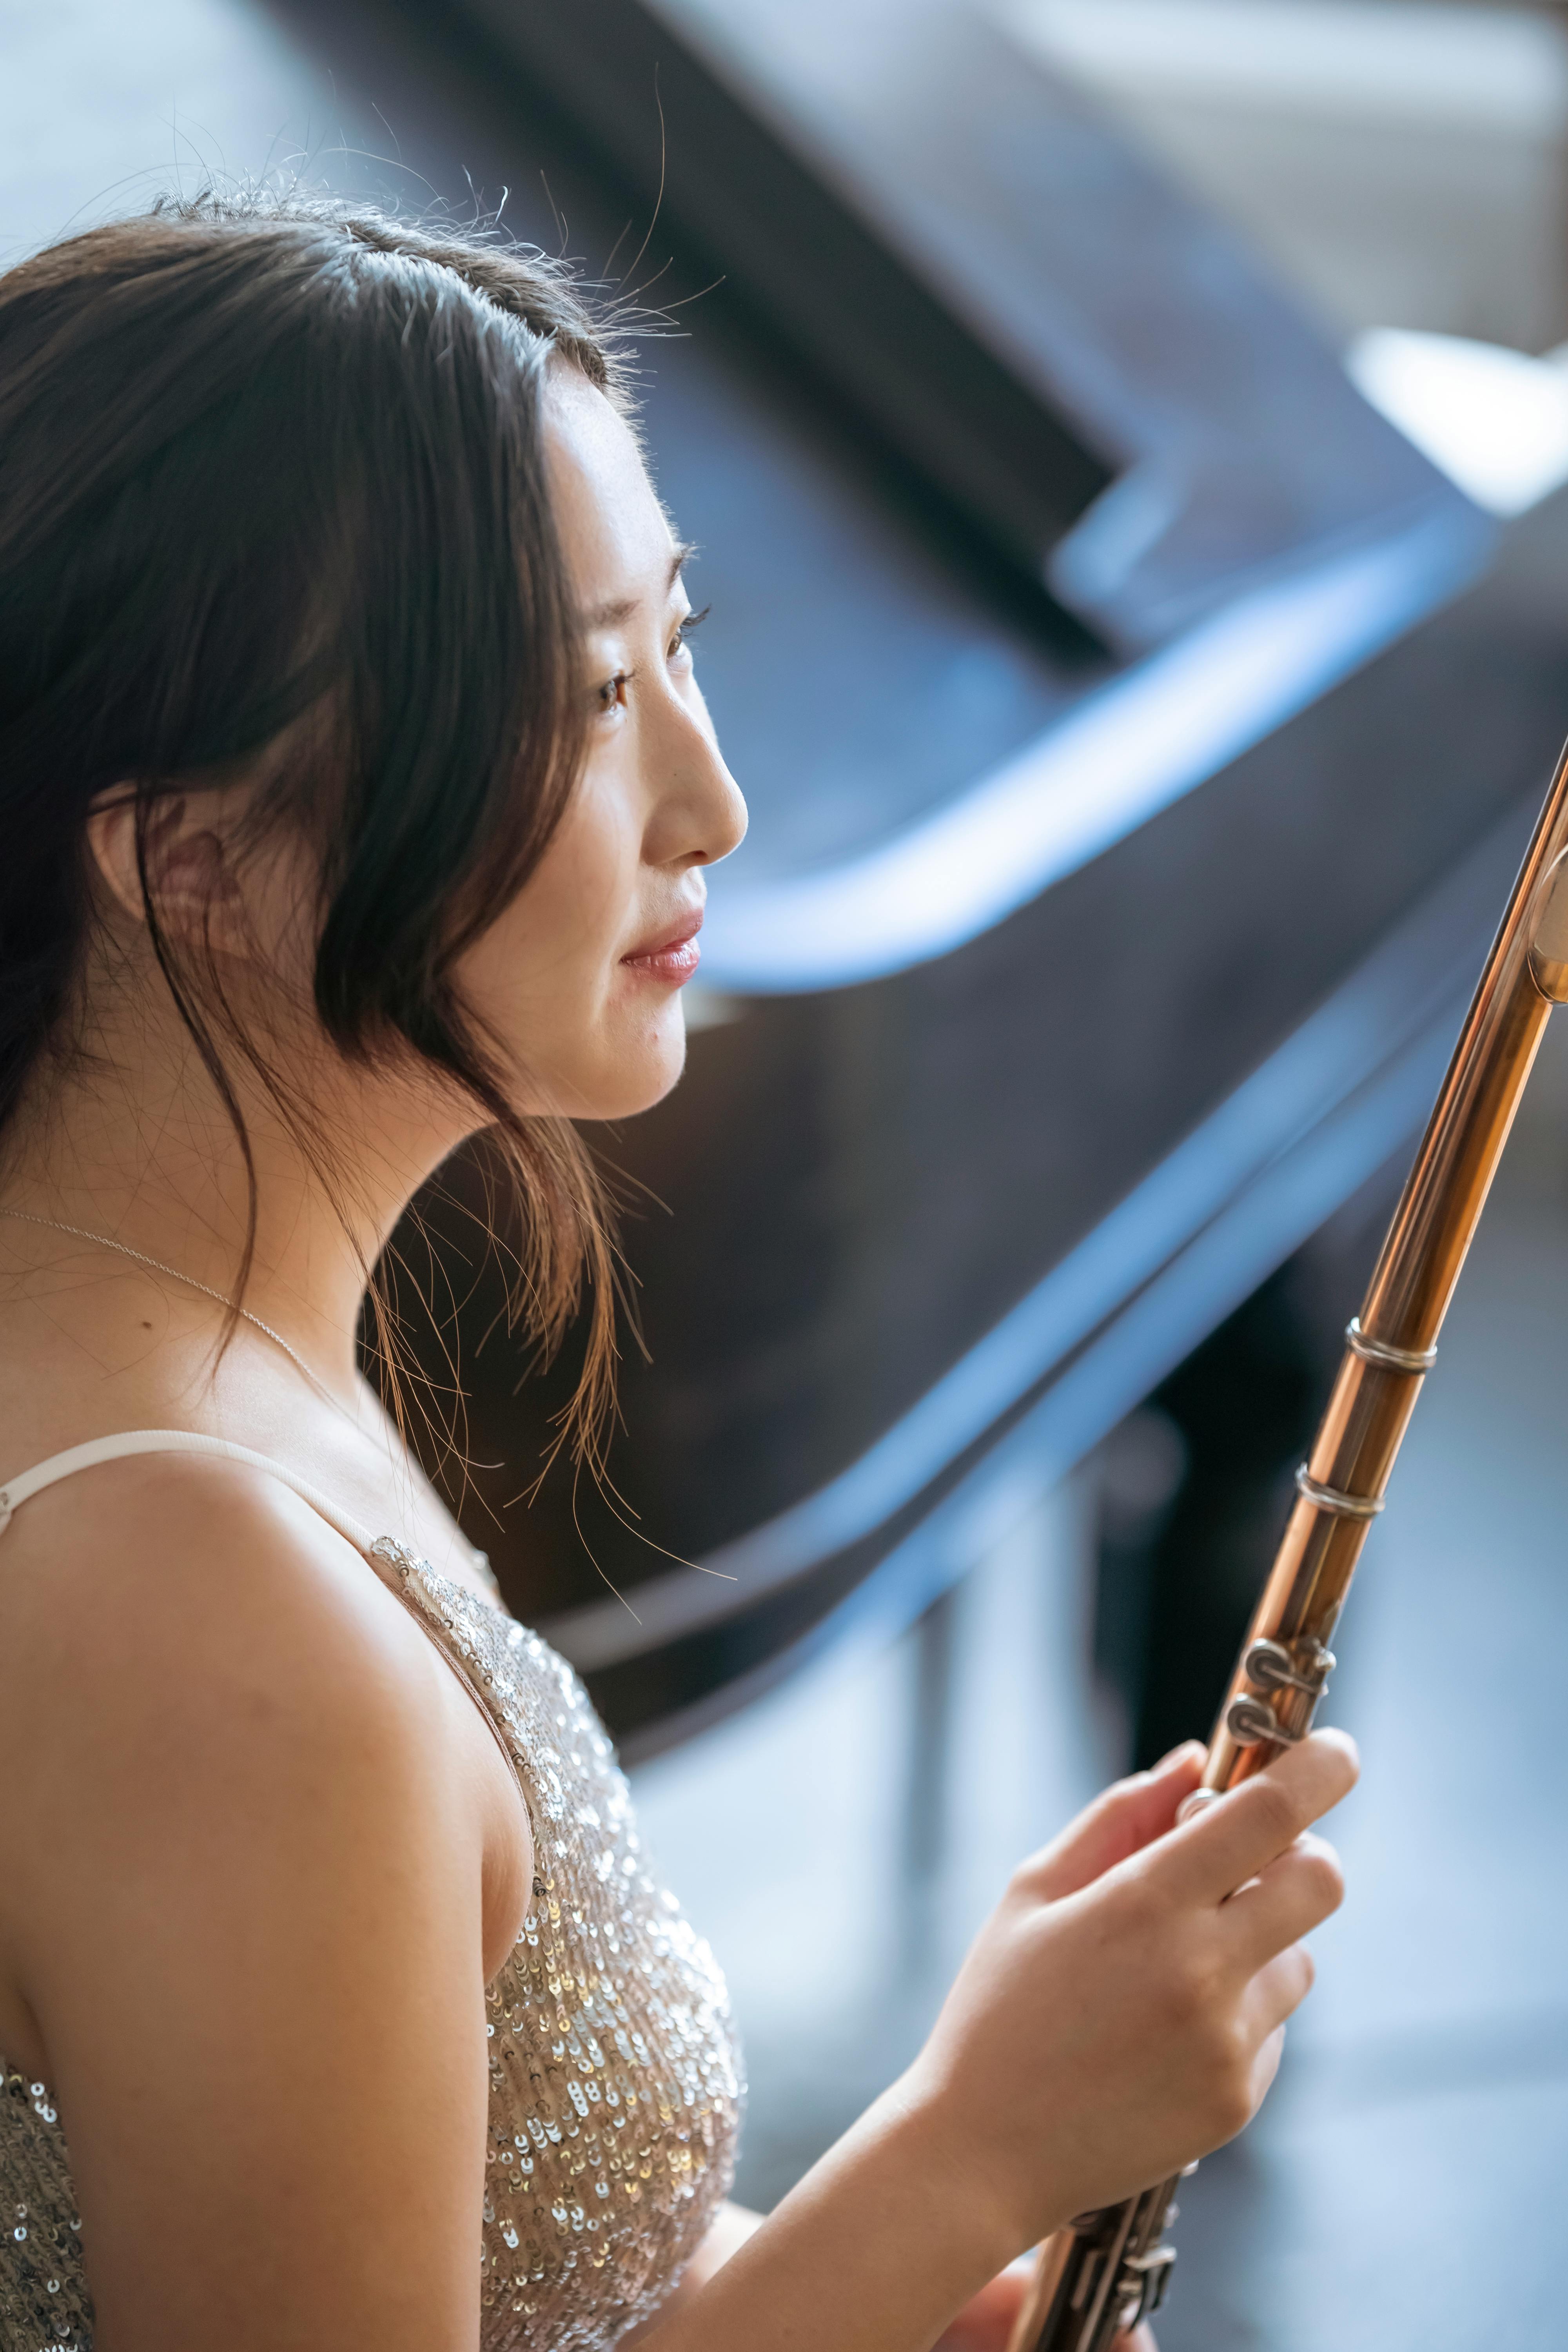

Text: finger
xmin=1159 ymin=1730 xmax=1358 ymax=1903
xmin=1245 ymin=1943 xmax=1316 ymax=2040
xmin=1249 ymin=2021 xmax=1288 ymax=2110
xmin=1222 ymin=1831 xmax=1345 ymax=1966
xmin=1015 ymin=1743 xmax=1206 ymax=1900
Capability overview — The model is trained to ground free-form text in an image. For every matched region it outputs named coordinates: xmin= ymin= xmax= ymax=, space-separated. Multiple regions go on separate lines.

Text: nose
xmin=647 ymin=681 xmax=748 ymax=872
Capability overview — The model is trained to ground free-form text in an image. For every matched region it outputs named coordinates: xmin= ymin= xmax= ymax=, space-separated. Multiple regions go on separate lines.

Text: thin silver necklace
xmin=0 ymin=1207 xmax=349 ymax=1414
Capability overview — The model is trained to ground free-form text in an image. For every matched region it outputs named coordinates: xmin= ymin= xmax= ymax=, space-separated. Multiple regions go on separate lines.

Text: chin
xmin=589 ymin=1030 xmax=690 ymax=1120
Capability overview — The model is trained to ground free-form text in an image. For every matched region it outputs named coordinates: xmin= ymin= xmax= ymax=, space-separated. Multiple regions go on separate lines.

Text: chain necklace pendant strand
xmin=0 ymin=1207 xmax=351 ymax=1416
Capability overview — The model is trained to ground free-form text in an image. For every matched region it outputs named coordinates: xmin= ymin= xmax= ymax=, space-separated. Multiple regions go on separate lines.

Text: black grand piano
xmin=305 ymin=0 xmax=1568 ymax=1765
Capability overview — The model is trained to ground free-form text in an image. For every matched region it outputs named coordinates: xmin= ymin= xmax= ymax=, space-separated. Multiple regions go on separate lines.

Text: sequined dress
xmin=0 ymin=1431 xmax=743 ymax=2352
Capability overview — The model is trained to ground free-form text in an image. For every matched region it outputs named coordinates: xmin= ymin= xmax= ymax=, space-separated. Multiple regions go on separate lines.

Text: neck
xmin=0 ymin=992 xmax=474 ymax=1409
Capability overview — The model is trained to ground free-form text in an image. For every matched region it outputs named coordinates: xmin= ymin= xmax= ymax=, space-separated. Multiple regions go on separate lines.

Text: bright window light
xmin=1003 ymin=0 xmax=1568 ymax=132
xmin=1347 ymin=329 xmax=1568 ymax=517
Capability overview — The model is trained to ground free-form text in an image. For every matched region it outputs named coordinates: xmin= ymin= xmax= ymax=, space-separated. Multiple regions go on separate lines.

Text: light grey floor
xmin=632 ymin=1019 xmax=1568 ymax=2348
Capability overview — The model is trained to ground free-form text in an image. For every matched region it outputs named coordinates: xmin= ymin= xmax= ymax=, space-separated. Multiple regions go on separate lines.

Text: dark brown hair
xmin=0 ymin=189 xmax=629 ymax=1461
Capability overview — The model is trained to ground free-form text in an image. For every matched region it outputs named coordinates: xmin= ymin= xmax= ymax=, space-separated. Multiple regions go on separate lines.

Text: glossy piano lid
xmin=458 ymin=0 xmax=1478 ymax=636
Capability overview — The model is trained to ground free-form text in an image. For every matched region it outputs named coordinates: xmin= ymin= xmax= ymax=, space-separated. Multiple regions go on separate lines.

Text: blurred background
xmin=6 ymin=1 xmax=1568 ymax=2342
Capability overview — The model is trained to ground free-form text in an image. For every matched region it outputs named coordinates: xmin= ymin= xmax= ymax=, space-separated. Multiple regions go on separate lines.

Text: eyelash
xmin=594 ymin=605 xmax=711 ymax=716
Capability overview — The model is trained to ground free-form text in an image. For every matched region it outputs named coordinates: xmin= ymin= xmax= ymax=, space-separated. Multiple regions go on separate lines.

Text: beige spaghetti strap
xmin=0 ymin=1428 xmax=378 ymax=1552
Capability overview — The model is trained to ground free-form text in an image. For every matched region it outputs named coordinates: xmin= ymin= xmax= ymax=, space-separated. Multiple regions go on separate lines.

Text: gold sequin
xmin=0 ymin=1546 xmax=742 ymax=2350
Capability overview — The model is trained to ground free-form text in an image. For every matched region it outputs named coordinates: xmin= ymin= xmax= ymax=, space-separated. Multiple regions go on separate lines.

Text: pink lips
xmin=621 ymin=907 xmax=703 ymax=985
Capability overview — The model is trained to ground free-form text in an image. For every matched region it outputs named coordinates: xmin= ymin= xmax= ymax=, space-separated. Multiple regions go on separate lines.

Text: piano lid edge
xmin=699 ymin=499 xmax=1494 ymax=993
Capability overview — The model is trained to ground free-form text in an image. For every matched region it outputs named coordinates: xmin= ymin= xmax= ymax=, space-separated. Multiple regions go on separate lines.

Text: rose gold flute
xmin=1007 ymin=736 xmax=1568 ymax=2352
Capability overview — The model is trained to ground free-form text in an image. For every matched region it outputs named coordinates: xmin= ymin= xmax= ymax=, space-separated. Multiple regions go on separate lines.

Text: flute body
xmin=1009 ymin=738 xmax=1568 ymax=2352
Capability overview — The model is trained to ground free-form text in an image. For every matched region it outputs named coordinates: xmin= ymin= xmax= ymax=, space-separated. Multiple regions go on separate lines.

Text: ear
xmin=85 ymin=790 xmax=244 ymax=944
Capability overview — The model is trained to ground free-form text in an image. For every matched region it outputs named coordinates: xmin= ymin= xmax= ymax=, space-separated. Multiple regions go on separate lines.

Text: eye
xmin=669 ymin=604 xmax=710 ymax=667
xmin=595 ymin=670 xmax=630 ymax=717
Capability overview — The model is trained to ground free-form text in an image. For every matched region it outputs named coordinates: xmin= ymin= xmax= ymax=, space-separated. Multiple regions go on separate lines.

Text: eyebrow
xmin=581 ymin=543 xmax=696 ymax=631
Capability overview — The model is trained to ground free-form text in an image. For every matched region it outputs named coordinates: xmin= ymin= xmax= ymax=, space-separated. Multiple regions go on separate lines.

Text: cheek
xmin=483 ymin=788 xmax=625 ymax=989
xmin=449 ymin=777 xmax=653 ymax=1100
xmin=459 ymin=891 xmax=604 ymax=1056
xmin=458 ymin=915 xmax=688 ymax=1118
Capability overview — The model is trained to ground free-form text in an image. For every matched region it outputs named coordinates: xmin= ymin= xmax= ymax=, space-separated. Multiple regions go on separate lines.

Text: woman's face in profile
xmin=456 ymin=366 xmax=748 ymax=1126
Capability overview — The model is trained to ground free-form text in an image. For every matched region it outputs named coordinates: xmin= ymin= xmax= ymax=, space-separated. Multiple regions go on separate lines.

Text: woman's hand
xmin=638 ymin=1734 xmax=1353 ymax=2352
xmin=933 ymin=2254 xmax=1156 ymax=2350
xmin=899 ymin=1729 xmax=1357 ymax=2266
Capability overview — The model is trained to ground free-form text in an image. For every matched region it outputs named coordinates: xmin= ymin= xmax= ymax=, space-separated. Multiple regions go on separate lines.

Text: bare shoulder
xmin=0 ymin=1450 xmax=440 ymax=1775
xmin=0 ymin=1450 xmax=499 ymax=2029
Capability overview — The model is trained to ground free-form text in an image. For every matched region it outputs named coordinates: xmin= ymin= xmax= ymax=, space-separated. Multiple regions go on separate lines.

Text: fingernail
xmin=1154 ymin=1739 xmax=1206 ymax=1770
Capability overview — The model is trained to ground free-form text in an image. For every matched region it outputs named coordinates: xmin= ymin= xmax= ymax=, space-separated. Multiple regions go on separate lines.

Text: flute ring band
xmin=1294 ymin=1464 xmax=1387 ymax=1518
xmin=1345 ymin=1316 xmax=1439 ymax=1373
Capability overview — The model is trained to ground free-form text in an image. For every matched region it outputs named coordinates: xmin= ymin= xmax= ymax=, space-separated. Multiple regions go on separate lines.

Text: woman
xmin=0 ymin=194 xmax=1355 ymax=2352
